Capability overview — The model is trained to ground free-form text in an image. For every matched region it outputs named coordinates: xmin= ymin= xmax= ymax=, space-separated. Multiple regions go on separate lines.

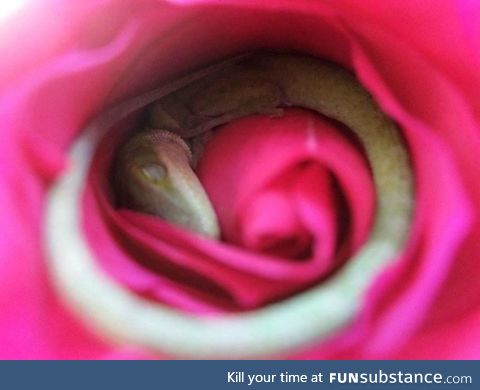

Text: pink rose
xmin=1 ymin=0 xmax=479 ymax=359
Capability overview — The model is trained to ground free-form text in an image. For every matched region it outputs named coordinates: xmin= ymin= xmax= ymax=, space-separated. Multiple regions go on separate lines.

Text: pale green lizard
xmin=118 ymin=53 xmax=412 ymax=248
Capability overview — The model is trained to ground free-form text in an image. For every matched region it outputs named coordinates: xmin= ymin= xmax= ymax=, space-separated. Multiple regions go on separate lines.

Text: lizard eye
xmin=140 ymin=163 xmax=167 ymax=184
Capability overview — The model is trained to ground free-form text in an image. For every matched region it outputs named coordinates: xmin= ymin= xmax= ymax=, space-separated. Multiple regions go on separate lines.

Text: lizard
xmin=116 ymin=52 xmax=413 ymax=249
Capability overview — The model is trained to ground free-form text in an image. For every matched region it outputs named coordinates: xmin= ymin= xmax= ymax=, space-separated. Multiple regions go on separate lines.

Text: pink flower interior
xmin=1 ymin=0 xmax=478 ymax=358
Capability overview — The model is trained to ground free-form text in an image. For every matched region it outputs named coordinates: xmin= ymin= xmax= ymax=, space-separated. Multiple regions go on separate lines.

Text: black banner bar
xmin=0 ymin=360 xmax=476 ymax=389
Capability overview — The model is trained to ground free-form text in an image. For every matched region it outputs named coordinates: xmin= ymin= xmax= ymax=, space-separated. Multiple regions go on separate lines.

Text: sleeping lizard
xmin=117 ymin=53 xmax=413 ymax=249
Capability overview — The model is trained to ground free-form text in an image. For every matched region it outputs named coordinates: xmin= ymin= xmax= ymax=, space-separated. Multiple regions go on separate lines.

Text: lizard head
xmin=114 ymin=129 xmax=219 ymax=238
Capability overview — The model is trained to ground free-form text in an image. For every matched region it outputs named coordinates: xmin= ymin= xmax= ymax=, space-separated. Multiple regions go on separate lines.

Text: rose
xmin=0 ymin=0 xmax=479 ymax=359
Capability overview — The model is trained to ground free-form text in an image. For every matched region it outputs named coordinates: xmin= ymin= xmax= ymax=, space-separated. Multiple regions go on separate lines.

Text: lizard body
xmin=121 ymin=53 xmax=412 ymax=247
